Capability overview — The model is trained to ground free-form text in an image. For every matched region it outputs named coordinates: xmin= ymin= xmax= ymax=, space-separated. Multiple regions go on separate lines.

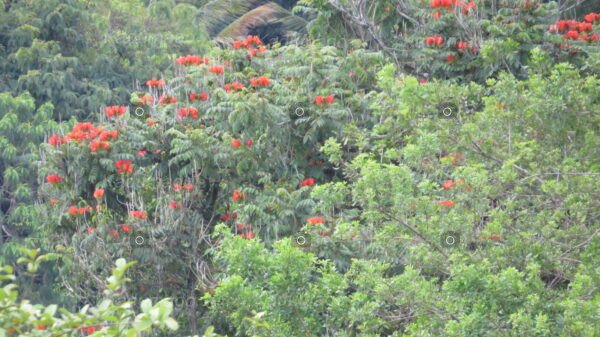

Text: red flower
xmin=176 ymin=54 xmax=208 ymax=66
xmin=78 ymin=206 xmax=92 ymax=215
xmin=48 ymin=134 xmax=63 ymax=146
xmin=129 ymin=210 xmax=147 ymax=220
xmin=232 ymin=189 xmax=246 ymax=202
xmin=446 ymin=54 xmax=457 ymax=63
xmin=50 ymin=198 xmax=58 ymax=206
xmin=249 ymin=76 xmax=270 ymax=87
xmin=247 ymin=47 xmax=267 ymax=57
xmin=46 ymin=175 xmax=63 ymax=184
xmin=232 ymin=82 xmax=245 ymax=90
xmin=578 ymin=22 xmax=593 ymax=32
xmin=115 ymin=160 xmax=134 ymax=174
xmin=68 ymin=206 xmax=79 ymax=216
xmin=431 ymin=11 xmax=441 ymax=19
xmin=441 ymin=180 xmax=455 ymax=190
xmin=233 ymin=40 xmax=244 ymax=49
xmin=456 ymin=41 xmax=469 ymax=50
xmin=436 ymin=200 xmax=455 ymax=208
xmin=245 ymin=139 xmax=253 ymax=147
xmin=178 ymin=107 xmax=199 ymax=119
xmin=147 ymin=118 xmax=155 ymax=127
xmin=314 ymin=95 xmax=335 ymax=105
xmin=141 ymin=94 xmax=154 ymax=105
xmin=183 ymin=183 xmax=193 ymax=191
xmin=584 ymin=13 xmax=599 ymax=23
xmin=159 ymin=95 xmax=177 ymax=105
xmin=208 ymin=65 xmax=224 ymax=75
xmin=99 ymin=130 xmax=118 ymax=141
xmin=66 ymin=122 xmax=102 ymax=142
xmin=146 ymin=78 xmax=165 ymax=88
xmin=109 ymin=229 xmax=120 ymax=238
xmin=36 ymin=324 xmax=47 ymax=331
xmin=169 ymin=202 xmax=179 ymax=209
xmin=120 ymin=224 xmax=132 ymax=233
xmin=105 ymin=106 xmax=127 ymax=118
xmin=173 ymin=183 xmax=182 ymax=191
xmin=461 ymin=0 xmax=476 ymax=14
xmin=299 ymin=177 xmax=315 ymax=187
xmin=244 ymin=231 xmax=255 ymax=239
xmin=89 ymin=140 xmax=110 ymax=152
xmin=85 ymin=227 xmax=95 ymax=234
xmin=564 ymin=30 xmax=579 ymax=40
xmin=93 ymin=188 xmax=105 ymax=199
xmin=425 ymin=35 xmax=444 ymax=46
xmin=307 ymin=217 xmax=325 ymax=225
xmin=231 ymin=139 xmax=242 ymax=148
xmin=191 ymin=92 xmax=209 ymax=101
xmin=137 ymin=149 xmax=147 ymax=157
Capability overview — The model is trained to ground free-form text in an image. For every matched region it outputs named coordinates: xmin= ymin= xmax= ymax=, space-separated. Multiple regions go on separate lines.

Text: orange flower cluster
xmin=299 ymin=177 xmax=315 ymax=187
xmin=232 ymin=35 xmax=267 ymax=57
xmin=177 ymin=107 xmax=199 ymax=119
xmin=48 ymin=134 xmax=64 ymax=146
xmin=441 ymin=180 xmax=456 ymax=190
xmin=59 ymin=122 xmax=118 ymax=152
xmin=208 ymin=65 xmax=224 ymax=75
xmin=424 ymin=35 xmax=444 ymax=46
xmin=436 ymin=200 xmax=455 ymax=208
xmin=549 ymin=17 xmax=599 ymax=42
xmin=93 ymin=188 xmax=105 ymax=199
xmin=307 ymin=217 xmax=325 ymax=225
xmin=232 ymin=189 xmax=247 ymax=202
xmin=431 ymin=0 xmax=475 ymax=14
xmin=173 ymin=183 xmax=194 ymax=192
xmin=224 ymin=81 xmax=245 ymax=92
xmin=314 ymin=95 xmax=334 ymax=105
xmin=176 ymin=55 xmax=209 ymax=66
xmin=249 ymin=76 xmax=270 ymax=87
xmin=146 ymin=78 xmax=165 ymax=88
xmin=189 ymin=92 xmax=208 ymax=101
xmin=232 ymin=35 xmax=263 ymax=49
xmin=159 ymin=95 xmax=177 ymax=105
xmin=129 ymin=210 xmax=147 ymax=220
xmin=115 ymin=159 xmax=134 ymax=174
xmin=68 ymin=205 xmax=92 ymax=216
xmin=584 ymin=13 xmax=600 ymax=23
xmin=105 ymin=105 xmax=127 ymax=118
xmin=46 ymin=175 xmax=63 ymax=184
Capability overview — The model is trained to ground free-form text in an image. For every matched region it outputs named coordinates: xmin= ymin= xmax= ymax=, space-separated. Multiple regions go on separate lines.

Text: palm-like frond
xmin=217 ymin=3 xmax=306 ymax=40
xmin=197 ymin=0 xmax=305 ymax=42
xmin=197 ymin=0 xmax=265 ymax=37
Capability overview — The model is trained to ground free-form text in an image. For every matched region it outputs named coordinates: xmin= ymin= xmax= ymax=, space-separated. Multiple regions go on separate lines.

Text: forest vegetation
xmin=0 ymin=0 xmax=599 ymax=336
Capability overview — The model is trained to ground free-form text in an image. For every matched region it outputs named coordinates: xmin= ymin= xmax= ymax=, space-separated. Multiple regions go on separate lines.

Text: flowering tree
xmin=296 ymin=0 xmax=600 ymax=80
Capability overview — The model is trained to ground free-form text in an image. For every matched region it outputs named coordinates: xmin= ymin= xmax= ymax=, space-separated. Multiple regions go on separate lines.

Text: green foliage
xmin=0 ymin=1 xmax=599 ymax=336
xmin=298 ymin=0 xmax=600 ymax=82
xmin=0 ymin=258 xmax=180 ymax=337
